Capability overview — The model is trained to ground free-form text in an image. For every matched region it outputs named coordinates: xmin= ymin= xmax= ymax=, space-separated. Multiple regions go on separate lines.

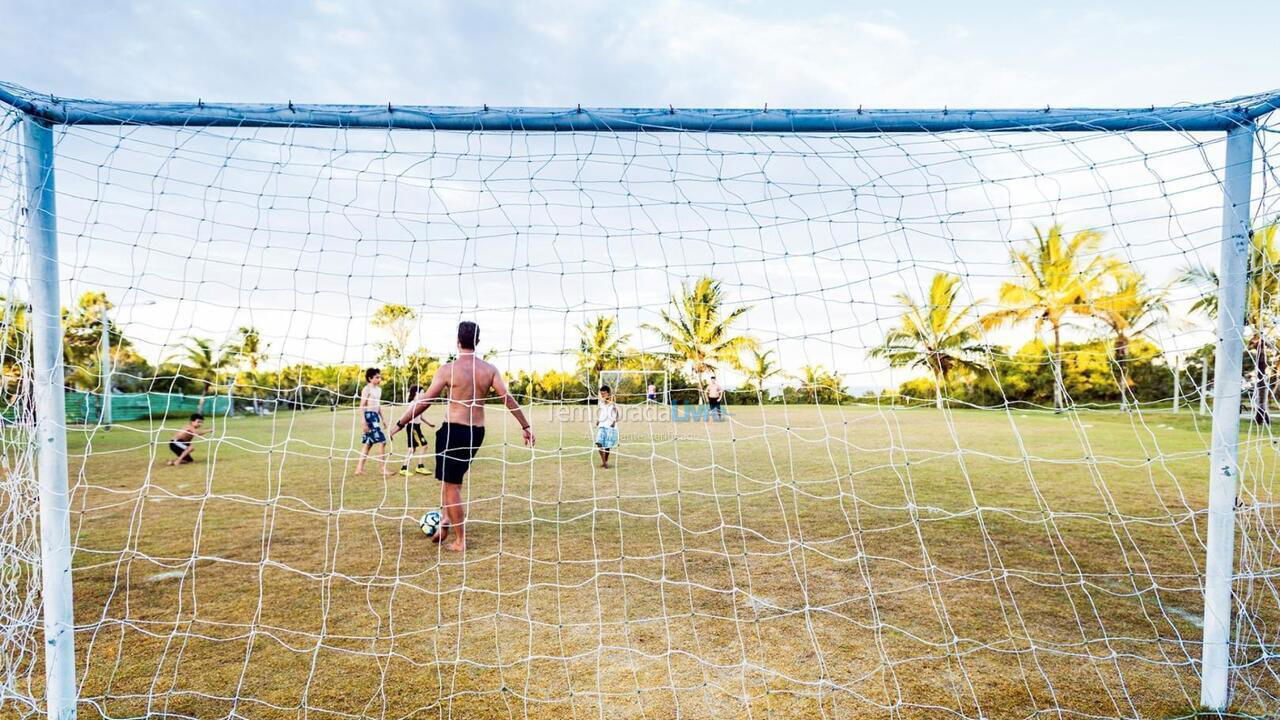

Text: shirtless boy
xmin=165 ymin=413 xmax=210 ymax=465
xmin=390 ymin=321 xmax=535 ymax=551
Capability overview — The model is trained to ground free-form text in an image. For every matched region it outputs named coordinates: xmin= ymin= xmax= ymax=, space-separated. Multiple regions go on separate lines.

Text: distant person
xmin=594 ymin=385 xmax=619 ymax=468
xmin=399 ymin=384 xmax=436 ymax=476
xmin=165 ymin=413 xmax=210 ymax=466
xmin=391 ymin=321 xmax=535 ymax=552
xmin=706 ymin=375 xmax=724 ymax=421
xmin=646 ymin=383 xmax=657 ymax=403
xmin=355 ymin=367 xmax=391 ymax=476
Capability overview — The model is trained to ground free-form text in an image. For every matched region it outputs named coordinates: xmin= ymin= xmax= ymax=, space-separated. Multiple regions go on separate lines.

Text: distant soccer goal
xmin=597 ymin=369 xmax=670 ymax=405
xmin=2 ymin=81 xmax=1280 ymax=720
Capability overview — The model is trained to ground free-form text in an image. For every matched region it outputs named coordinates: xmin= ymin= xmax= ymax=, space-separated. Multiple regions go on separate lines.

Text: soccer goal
xmin=2 ymin=82 xmax=1280 ymax=719
xmin=597 ymin=369 xmax=670 ymax=405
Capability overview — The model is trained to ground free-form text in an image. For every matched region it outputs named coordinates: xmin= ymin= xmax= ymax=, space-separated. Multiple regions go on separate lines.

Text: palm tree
xmin=225 ymin=326 xmax=266 ymax=372
xmin=738 ymin=348 xmax=783 ymax=397
xmin=871 ymin=272 xmax=990 ymax=410
xmin=1180 ymin=223 xmax=1280 ymax=328
xmin=576 ymin=315 xmax=630 ymax=385
xmin=982 ymin=224 xmax=1116 ymax=412
xmin=1181 ymin=222 xmax=1280 ymax=422
xmin=794 ymin=364 xmax=846 ymax=404
xmin=221 ymin=326 xmax=267 ymax=404
xmin=644 ymin=276 xmax=756 ymax=394
xmin=1092 ymin=268 xmax=1167 ymax=406
xmin=170 ymin=337 xmax=231 ymax=406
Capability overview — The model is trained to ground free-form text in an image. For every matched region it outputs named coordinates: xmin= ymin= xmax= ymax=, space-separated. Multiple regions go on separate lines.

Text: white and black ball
xmin=419 ymin=510 xmax=443 ymax=538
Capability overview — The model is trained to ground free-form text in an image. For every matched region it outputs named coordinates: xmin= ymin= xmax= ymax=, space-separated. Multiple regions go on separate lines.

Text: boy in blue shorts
xmin=595 ymin=385 xmax=619 ymax=468
xmin=355 ymin=367 xmax=391 ymax=476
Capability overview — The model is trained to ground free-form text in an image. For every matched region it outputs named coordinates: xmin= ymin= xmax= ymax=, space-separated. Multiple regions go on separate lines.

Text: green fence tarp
xmin=67 ymin=392 xmax=234 ymax=424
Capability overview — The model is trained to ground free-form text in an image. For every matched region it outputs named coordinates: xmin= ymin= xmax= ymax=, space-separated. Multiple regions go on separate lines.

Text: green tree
xmin=1181 ymin=222 xmax=1280 ymax=422
xmin=576 ymin=315 xmax=630 ymax=384
xmin=1092 ymin=268 xmax=1167 ymax=406
xmin=738 ymin=347 xmax=783 ymax=397
xmin=792 ymin=364 xmax=846 ymax=404
xmin=982 ymin=224 xmax=1116 ymax=412
xmin=870 ymin=273 xmax=990 ymax=410
xmin=1180 ymin=222 xmax=1280 ymax=330
xmin=223 ymin=326 xmax=267 ymax=398
xmin=372 ymin=303 xmax=418 ymax=396
xmin=225 ymin=327 xmax=266 ymax=372
xmin=1 ymin=296 xmax=28 ymax=401
xmin=169 ymin=337 xmax=231 ymax=403
xmin=61 ymin=291 xmax=128 ymax=390
xmin=644 ymin=276 xmax=755 ymax=394
xmin=372 ymin=304 xmax=416 ymax=359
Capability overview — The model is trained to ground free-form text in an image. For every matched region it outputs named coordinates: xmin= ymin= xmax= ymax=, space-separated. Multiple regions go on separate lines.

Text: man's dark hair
xmin=457 ymin=321 xmax=479 ymax=350
xmin=189 ymin=413 xmax=204 ymax=422
xmin=599 ymin=385 xmax=612 ymax=394
xmin=408 ymin=384 xmax=421 ymax=399
xmin=365 ymin=367 xmax=381 ymax=381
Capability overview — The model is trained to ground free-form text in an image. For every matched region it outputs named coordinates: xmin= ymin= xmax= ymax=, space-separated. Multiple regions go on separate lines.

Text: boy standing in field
xmin=399 ymin=384 xmax=436 ymax=476
xmin=165 ymin=413 xmax=210 ymax=466
xmin=355 ymin=367 xmax=392 ymax=476
xmin=594 ymin=385 xmax=619 ymax=468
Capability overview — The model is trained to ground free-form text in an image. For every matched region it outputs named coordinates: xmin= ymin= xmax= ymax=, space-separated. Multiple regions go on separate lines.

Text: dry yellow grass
xmin=6 ymin=403 xmax=1279 ymax=719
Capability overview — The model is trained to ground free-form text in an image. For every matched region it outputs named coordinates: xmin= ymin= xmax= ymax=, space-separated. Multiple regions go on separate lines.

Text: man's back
xmin=439 ymin=353 xmax=498 ymax=426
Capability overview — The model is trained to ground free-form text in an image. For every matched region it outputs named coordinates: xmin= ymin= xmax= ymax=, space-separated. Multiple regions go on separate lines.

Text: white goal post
xmin=2 ymin=80 xmax=1279 ymax=718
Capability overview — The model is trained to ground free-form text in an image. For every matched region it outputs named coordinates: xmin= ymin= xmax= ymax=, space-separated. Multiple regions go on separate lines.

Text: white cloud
xmin=855 ymin=21 xmax=910 ymax=45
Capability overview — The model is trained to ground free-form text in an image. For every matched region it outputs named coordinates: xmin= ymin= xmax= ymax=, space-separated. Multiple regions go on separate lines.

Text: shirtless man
xmin=706 ymin=375 xmax=725 ymax=421
xmin=390 ymin=320 xmax=535 ymax=551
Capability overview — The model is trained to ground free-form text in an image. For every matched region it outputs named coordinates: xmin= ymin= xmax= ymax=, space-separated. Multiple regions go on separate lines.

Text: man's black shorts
xmin=406 ymin=424 xmax=428 ymax=450
xmin=435 ymin=422 xmax=485 ymax=484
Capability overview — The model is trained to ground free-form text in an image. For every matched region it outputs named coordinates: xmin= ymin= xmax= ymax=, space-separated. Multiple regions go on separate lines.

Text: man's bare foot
xmin=432 ymin=524 xmax=449 ymax=544
xmin=602 ymin=463 xmax=609 ymax=469
xmin=165 ymin=460 xmax=175 ymax=466
xmin=446 ymin=538 xmax=466 ymax=552
xmin=354 ymin=469 xmax=365 ymax=476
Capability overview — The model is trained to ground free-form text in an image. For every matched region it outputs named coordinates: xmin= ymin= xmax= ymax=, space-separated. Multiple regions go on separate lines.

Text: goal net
xmin=2 ymin=85 xmax=1280 ymax=719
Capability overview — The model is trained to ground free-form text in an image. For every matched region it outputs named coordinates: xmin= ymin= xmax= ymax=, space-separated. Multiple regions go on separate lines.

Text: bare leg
xmin=442 ymin=483 xmax=466 ymax=551
xmin=377 ymin=443 xmax=393 ymax=476
xmin=432 ymin=481 xmax=450 ymax=544
xmin=355 ymin=444 xmax=371 ymax=475
xmin=167 ymin=444 xmax=197 ymax=466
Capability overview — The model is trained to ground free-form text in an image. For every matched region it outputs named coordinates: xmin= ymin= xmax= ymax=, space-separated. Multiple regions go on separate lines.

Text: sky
xmin=2 ymin=1 xmax=1278 ymax=393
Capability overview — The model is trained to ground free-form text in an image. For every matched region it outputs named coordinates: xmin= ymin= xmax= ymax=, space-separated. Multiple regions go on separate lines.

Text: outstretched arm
xmin=391 ymin=369 xmax=446 ymax=437
xmin=491 ymin=371 xmax=535 ymax=447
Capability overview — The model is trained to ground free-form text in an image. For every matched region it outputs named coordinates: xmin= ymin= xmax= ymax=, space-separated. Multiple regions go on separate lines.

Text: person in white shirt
xmin=594 ymin=385 xmax=620 ymax=468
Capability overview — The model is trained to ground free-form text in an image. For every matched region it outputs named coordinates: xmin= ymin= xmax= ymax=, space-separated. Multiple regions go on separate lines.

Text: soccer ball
xmin=419 ymin=510 xmax=443 ymax=538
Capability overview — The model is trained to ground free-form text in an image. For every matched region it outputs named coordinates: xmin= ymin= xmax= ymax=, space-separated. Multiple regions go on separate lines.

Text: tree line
xmin=872 ymin=222 xmax=1279 ymax=417
xmin=2 ymin=221 xmax=1276 ymax=415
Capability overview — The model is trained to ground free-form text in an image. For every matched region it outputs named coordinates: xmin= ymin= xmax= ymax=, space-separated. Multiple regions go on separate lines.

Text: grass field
xmin=8 ymin=403 xmax=1280 ymax=719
